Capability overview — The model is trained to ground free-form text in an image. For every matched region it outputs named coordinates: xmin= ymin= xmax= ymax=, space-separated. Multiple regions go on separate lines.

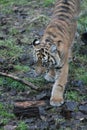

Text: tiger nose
xmin=42 ymin=57 xmax=47 ymax=62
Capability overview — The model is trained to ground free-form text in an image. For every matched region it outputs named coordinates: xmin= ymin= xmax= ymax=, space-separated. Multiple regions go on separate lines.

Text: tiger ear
xmin=32 ymin=39 xmax=40 ymax=46
xmin=50 ymin=44 xmax=57 ymax=53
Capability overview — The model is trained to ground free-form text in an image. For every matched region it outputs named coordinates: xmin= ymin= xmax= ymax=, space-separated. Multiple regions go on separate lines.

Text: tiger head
xmin=32 ymin=38 xmax=65 ymax=74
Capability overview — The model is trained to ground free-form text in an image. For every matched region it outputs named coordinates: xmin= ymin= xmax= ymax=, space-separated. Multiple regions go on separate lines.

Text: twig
xmin=0 ymin=72 xmax=39 ymax=91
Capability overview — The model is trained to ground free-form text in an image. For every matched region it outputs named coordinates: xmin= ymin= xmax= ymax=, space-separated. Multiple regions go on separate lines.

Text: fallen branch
xmin=0 ymin=72 xmax=39 ymax=91
xmin=14 ymin=100 xmax=46 ymax=108
xmin=13 ymin=100 xmax=46 ymax=118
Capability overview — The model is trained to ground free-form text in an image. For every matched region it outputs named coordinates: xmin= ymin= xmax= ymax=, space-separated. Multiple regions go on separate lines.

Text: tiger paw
xmin=44 ymin=73 xmax=55 ymax=83
xmin=50 ymin=97 xmax=64 ymax=107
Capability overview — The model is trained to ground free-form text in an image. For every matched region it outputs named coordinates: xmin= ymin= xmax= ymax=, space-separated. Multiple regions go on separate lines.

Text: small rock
xmin=39 ymin=107 xmax=47 ymax=116
xmin=4 ymin=125 xmax=17 ymax=130
xmin=25 ymin=118 xmax=35 ymax=124
xmin=60 ymin=101 xmax=78 ymax=119
xmin=37 ymin=121 xmax=49 ymax=130
xmin=65 ymin=101 xmax=78 ymax=111
xmin=3 ymin=86 xmax=11 ymax=92
xmin=10 ymin=89 xmax=17 ymax=96
xmin=78 ymin=126 xmax=87 ymax=130
xmin=73 ymin=112 xmax=86 ymax=120
xmin=79 ymin=104 xmax=87 ymax=114
xmin=36 ymin=92 xmax=47 ymax=100
xmin=71 ymin=80 xmax=84 ymax=88
xmin=36 ymin=90 xmax=50 ymax=100
xmin=0 ymin=58 xmax=5 ymax=64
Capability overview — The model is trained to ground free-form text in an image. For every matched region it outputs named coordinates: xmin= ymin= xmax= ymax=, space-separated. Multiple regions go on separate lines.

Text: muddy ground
xmin=0 ymin=0 xmax=87 ymax=130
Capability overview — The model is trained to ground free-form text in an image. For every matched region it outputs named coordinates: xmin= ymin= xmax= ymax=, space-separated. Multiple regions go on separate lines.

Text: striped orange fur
xmin=33 ymin=0 xmax=80 ymax=106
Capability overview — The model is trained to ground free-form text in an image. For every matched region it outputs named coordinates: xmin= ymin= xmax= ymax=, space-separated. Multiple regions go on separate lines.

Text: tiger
xmin=32 ymin=0 xmax=80 ymax=106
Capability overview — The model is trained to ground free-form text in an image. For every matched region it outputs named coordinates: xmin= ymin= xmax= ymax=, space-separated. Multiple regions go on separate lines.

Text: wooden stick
xmin=0 ymin=72 xmax=39 ymax=90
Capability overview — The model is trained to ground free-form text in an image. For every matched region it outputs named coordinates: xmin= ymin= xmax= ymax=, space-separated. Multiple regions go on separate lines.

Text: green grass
xmin=9 ymin=28 xmax=19 ymax=35
xmin=27 ymin=77 xmax=46 ymax=87
xmin=16 ymin=121 xmax=28 ymax=130
xmin=0 ymin=77 xmax=27 ymax=91
xmin=78 ymin=17 xmax=87 ymax=32
xmin=43 ymin=0 xmax=55 ymax=7
xmin=69 ymin=54 xmax=87 ymax=85
xmin=0 ymin=0 xmax=30 ymax=14
xmin=0 ymin=76 xmax=45 ymax=92
xmin=0 ymin=0 xmax=30 ymax=5
xmin=75 ymin=68 xmax=87 ymax=85
xmin=0 ymin=103 xmax=15 ymax=126
xmin=81 ymin=0 xmax=87 ymax=10
xmin=70 ymin=64 xmax=87 ymax=85
xmin=14 ymin=64 xmax=30 ymax=72
xmin=66 ymin=90 xmax=87 ymax=102
xmin=66 ymin=91 xmax=79 ymax=101
xmin=0 ymin=39 xmax=22 ymax=60
xmin=78 ymin=0 xmax=87 ymax=32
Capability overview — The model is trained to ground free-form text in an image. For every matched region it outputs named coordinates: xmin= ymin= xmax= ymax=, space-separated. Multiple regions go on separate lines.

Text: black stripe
xmin=45 ymin=36 xmax=54 ymax=43
xmin=55 ymin=2 xmax=75 ymax=12
xmin=54 ymin=5 xmax=72 ymax=13
xmin=54 ymin=9 xmax=74 ymax=18
xmin=56 ymin=24 xmax=65 ymax=33
xmin=49 ymin=24 xmax=64 ymax=33
xmin=56 ymin=14 xmax=70 ymax=20
xmin=55 ymin=17 xmax=70 ymax=26
xmin=47 ymin=31 xmax=57 ymax=38
xmin=54 ymin=9 xmax=69 ymax=13
xmin=69 ymin=0 xmax=76 ymax=5
xmin=63 ymin=0 xmax=68 ymax=5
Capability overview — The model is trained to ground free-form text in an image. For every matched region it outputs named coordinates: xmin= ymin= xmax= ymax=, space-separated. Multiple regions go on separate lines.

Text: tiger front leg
xmin=50 ymin=63 xmax=68 ymax=106
xmin=44 ymin=68 xmax=55 ymax=83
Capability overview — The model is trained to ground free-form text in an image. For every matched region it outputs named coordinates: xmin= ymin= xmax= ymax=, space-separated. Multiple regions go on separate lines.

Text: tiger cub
xmin=32 ymin=0 xmax=80 ymax=106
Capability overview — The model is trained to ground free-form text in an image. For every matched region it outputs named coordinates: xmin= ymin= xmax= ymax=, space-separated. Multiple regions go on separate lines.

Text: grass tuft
xmin=16 ymin=121 xmax=28 ymax=130
xmin=43 ymin=0 xmax=55 ymax=7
